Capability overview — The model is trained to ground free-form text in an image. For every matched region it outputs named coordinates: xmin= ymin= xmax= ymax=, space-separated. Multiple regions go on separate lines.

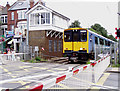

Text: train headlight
xmin=80 ymin=48 xmax=82 ymax=50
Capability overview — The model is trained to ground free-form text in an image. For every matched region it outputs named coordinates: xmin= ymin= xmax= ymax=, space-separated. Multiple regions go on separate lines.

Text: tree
xmin=90 ymin=23 xmax=117 ymax=42
xmin=69 ymin=20 xmax=81 ymax=28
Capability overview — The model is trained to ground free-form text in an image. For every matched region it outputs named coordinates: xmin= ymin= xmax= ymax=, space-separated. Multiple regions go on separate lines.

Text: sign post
xmin=115 ymin=28 xmax=120 ymax=64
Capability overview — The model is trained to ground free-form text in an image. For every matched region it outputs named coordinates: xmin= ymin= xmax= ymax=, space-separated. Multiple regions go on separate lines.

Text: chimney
xmin=38 ymin=0 xmax=45 ymax=6
xmin=6 ymin=2 xmax=10 ymax=10
xmin=30 ymin=0 xmax=34 ymax=8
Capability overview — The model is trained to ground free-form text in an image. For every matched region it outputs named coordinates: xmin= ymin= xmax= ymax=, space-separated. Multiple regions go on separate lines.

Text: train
xmin=63 ymin=28 xmax=115 ymax=62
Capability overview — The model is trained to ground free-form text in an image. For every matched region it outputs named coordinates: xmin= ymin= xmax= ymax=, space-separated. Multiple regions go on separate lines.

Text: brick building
xmin=26 ymin=1 xmax=70 ymax=58
xmin=7 ymin=0 xmax=34 ymax=52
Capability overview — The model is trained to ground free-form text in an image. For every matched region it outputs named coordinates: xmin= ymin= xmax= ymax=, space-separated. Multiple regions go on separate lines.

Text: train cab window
xmin=73 ymin=30 xmax=79 ymax=41
xmin=64 ymin=31 xmax=72 ymax=42
xmin=80 ymin=30 xmax=87 ymax=42
xmin=95 ymin=37 xmax=98 ymax=44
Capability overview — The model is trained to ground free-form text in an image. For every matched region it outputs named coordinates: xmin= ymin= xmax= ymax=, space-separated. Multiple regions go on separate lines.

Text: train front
xmin=63 ymin=28 xmax=89 ymax=61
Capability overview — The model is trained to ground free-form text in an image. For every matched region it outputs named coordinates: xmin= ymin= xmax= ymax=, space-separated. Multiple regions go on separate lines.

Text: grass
xmin=21 ymin=56 xmax=48 ymax=63
xmin=111 ymin=59 xmax=120 ymax=67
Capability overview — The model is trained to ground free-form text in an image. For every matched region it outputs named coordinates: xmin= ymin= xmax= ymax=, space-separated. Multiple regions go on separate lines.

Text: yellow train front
xmin=63 ymin=28 xmax=89 ymax=61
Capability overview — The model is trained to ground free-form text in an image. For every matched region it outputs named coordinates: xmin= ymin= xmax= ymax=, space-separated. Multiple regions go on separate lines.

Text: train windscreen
xmin=64 ymin=31 xmax=72 ymax=42
xmin=80 ymin=30 xmax=87 ymax=42
xmin=64 ymin=30 xmax=87 ymax=42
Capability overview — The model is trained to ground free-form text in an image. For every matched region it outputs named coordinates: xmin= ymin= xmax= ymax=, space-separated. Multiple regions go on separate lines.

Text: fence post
xmin=110 ymin=44 xmax=112 ymax=66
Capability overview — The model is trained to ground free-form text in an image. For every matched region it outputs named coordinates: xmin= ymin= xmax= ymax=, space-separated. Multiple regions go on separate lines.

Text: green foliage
xmin=30 ymin=59 xmax=35 ymax=63
xmin=69 ymin=20 xmax=81 ymax=28
xmin=35 ymin=56 xmax=41 ymax=61
xmin=90 ymin=23 xmax=117 ymax=42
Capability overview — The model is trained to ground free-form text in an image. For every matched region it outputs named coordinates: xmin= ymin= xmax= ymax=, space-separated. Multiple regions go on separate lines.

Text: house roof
xmin=8 ymin=1 xmax=29 ymax=11
xmin=1 ymin=6 xmax=7 ymax=15
xmin=26 ymin=2 xmax=70 ymax=20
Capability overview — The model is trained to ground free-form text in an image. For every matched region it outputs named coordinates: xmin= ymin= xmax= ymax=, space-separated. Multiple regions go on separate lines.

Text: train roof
xmin=64 ymin=28 xmax=116 ymax=43
xmin=87 ymin=29 xmax=115 ymax=43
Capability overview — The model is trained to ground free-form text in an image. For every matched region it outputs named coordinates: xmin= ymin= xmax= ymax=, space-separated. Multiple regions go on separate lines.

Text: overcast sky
xmin=0 ymin=0 xmax=119 ymax=37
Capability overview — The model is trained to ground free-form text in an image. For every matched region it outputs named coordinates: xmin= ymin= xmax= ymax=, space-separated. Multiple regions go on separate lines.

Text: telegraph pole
xmin=26 ymin=0 xmax=29 ymax=46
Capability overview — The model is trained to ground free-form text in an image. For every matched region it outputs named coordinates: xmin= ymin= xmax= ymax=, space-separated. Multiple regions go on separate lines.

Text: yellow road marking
xmin=72 ymin=76 xmax=94 ymax=85
xmin=19 ymin=67 xmax=29 ymax=72
xmin=90 ymin=70 xmax=111 ymax=90
xmin=96 ymin=73 xmax=110 ymax=85
xmin=57 ymin=83 xmax=71 ymax=89
xmin=53 ymin=68 xmax=66 ymax=71
xmin=11 ymin=76 xmax=17 ymax=78
xmin=47 ymin=70 xmax=56 ymax=73
xmin=49 ymin=88 xmax=66 ymax=89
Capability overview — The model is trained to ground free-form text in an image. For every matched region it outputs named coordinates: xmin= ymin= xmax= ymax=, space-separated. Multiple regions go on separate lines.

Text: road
xmin=0 ymin=60 xmax=119 ymax=90
xmin=0 ymin=61 xmax=84 ymax=89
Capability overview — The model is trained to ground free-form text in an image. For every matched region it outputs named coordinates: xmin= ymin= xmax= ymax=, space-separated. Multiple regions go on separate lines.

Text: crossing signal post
xmin=115 ymin=28 xmax=120 ymax=64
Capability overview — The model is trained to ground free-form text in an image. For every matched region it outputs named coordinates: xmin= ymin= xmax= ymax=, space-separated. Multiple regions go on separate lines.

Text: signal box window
xmin=80 ymin=30 xmax=87 ymax=42
xmin=49 ymin=40 xmax=52 ymax=52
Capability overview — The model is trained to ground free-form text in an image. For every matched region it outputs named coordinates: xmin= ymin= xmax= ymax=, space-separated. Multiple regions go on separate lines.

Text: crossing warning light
xmin=115 ymin=28 xmax=120 ymax=39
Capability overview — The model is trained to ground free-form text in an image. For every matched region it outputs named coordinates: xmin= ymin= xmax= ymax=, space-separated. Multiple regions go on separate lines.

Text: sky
xmin=0 ymin=0 xmax=119 ymax=37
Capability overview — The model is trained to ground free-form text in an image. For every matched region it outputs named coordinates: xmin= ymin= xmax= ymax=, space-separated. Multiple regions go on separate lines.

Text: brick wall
xmin=29 ymin=30 xmax=63 ymax=58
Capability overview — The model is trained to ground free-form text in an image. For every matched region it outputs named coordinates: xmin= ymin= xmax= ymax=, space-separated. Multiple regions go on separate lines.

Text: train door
xmin=72 ymin=30 xmax=80 ymax=52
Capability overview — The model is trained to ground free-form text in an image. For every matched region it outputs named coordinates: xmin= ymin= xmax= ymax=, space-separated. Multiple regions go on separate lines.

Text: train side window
xmin=95 ymin=37 xmax=98 ymax=44
xmin=100 ymin=38 xmax=104 ymax=45
xmin=108 ymin=41 xmax=110 ymax=46
xmin=105 ymin=40 xmax=108 ymax=46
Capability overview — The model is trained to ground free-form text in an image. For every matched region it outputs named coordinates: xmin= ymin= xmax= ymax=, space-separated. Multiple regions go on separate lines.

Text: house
xmin=26 ymin=0 xmax=70 ymax=58
xmin=0 ymin=3 xmax=10 ymax=53
xmin=7 ymin=0 xmax=35 ymax=53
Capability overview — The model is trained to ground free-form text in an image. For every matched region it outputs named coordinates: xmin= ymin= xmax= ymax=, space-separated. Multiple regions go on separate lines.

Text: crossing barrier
xmin=1 ymin=54 xmax=110 ymax=91
xmin=28 ymin=54 xmax=110 ymax=91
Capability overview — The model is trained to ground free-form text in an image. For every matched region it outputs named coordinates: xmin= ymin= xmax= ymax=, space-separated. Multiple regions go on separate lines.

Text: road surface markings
xmin=47 ymin=70 xmax=56 ymax=73
xmin=49 ymin=83 xmax=71 ymax=89
xmin=90 ymin=68 xmax=118 ymax=90
xmin=19 ymin=66 xmax=29 ymax=72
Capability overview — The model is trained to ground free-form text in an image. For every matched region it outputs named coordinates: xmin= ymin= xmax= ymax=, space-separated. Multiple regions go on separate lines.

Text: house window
xmin=5 ymin=16 xmax=7 ymax=23
xmin=11 ymin=12 xmax=14 ymax=20
xmin=18 ymin=11 xmax=26 ymax=20
xmin=58 ymin=41 xmax=62 ymax=51
xmin=11 ymin=25 xmax=14 ymax=32
xmin=54 ymin=40 xmax=57 ymax=52
xmin=18 ymin=11 xmax=22 ymax=20
xmin=1 ymin=17 xmax=4 ymax=23
xmin=49 ymin=40 xmax=52 ymax=52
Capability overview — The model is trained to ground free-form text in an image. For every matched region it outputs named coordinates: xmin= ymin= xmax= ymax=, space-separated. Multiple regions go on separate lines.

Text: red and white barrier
xmin=2 ymin=54 xmax=110 ymax=91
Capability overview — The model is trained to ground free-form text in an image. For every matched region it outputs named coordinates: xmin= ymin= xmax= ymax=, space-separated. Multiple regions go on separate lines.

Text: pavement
xmin=90 ymin=67 xmax=120 ymax=91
